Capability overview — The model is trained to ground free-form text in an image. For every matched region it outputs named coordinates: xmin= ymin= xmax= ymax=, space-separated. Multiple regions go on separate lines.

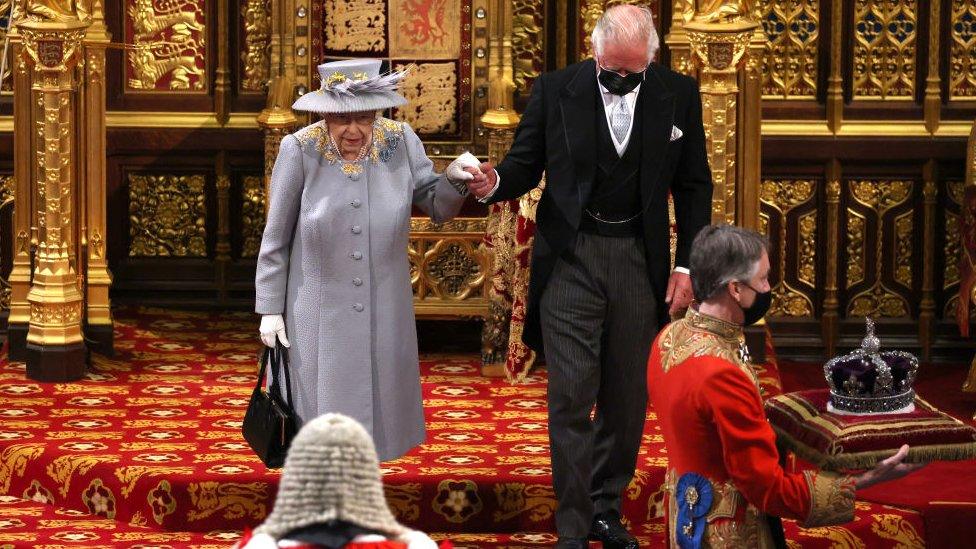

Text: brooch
xmin=676 ymin=472 xmax=713 ymax=549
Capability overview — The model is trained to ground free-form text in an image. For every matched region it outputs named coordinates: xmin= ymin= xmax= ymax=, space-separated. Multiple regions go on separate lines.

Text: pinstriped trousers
xmin=540 ymin=232 xmax=658 ymax=537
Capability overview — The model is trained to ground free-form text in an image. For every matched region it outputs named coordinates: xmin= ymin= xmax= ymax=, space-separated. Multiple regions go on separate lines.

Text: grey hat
xmin=292 ymin=59 xmax=409 ymax=114
xmin=253 ymin=413 xmax=408 ymax=540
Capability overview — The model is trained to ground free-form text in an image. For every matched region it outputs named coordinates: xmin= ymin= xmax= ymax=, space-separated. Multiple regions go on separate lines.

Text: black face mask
xmin=736 ymin=282 xmax=772 ymax=326
xmin=598 ymin=67 xmax=644 ymax=95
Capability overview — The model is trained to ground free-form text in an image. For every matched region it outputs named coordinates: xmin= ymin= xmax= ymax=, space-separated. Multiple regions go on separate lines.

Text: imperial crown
xmin=823 ymin=318 xmax=919 ymax=414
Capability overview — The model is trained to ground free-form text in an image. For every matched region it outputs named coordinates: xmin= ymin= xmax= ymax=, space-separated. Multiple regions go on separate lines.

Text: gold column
xmin=479 ymin=0 xmax=520 ymax=377
xmin=924 ymin=2 xmax=941 ymax=133
xmin=822 ymin=160 xmax=842 ymax=357
xmin=684 ymin=7 xmax=759 ymax=224
xmin=826 ymin=0 xmax=843 ymax=133
xmin=80 ymin=0 xmax=113 ymax=355
xmin=7 ymin=12 xmax=33 ymax=361
xmin=259 ymin=0 xmax=298 ymax=201
xmin=215 ymin=0 xmax=231 ymax=125
xmin=736 ymin=26 xmax=765 ymax=231
xmin=18 ymin=12 xmax=90 ymax=380
xmin=919 ymin=163 xmax=937 ymax=361
xmin=665 ymin=0 xmax=696 ymax=77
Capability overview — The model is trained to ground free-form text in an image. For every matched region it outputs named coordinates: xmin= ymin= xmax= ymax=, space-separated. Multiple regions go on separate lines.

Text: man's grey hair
xmin=690 ymin=225 xmax=769 ymax=303
xmin=591 ymin=4 xmax=660 ymax=62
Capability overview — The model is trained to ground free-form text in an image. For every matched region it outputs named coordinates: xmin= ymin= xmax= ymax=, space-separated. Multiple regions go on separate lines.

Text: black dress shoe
xmin=554 ymin=537 xmax=589 ymax=549
xmin=589 ymin=513 xmax=638 ymax=549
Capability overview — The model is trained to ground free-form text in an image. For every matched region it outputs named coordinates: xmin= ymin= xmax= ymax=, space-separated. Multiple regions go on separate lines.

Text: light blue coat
xmin=255 ymin=118 xmax=466 ymax=461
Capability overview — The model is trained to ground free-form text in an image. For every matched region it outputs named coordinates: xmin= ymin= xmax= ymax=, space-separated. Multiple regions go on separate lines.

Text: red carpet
xmin=0 ymin=307 xmax=948 ymax=547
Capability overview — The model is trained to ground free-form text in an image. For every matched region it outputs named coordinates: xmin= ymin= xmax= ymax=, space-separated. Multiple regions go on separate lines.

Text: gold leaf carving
xmin=126 ymin=0 xmax=207 ymax=91
xmin=393 ymin=62 xmax=457 ymax=134
xmin=847 ymin=180 xmax=913 ymax=317
xmin=241 ymin=175 xmax=266 ymax=258
xmin=424 ymin=239 xmax=484 ymax=299
xmin=241 ymin=0 xmax=271 ymax=91
xmin=852 ymin=0 xmax=917 ymax=98
xmin=950 ymin=0 xmax=976 ymax=98
xmin=846 ymin=209 xmax=867 ymax=287
xmin=945 ymin=211 xmax=961 ymax=289
xmin=324 ymin=0 xmax=386 ymax=53
xmin=513 ymin=0 xmax=545 ymax=92
xmin=760 ymin=179 xmax=816 ymax=317
xmin=894 ymin=211 xmax=913 ymax=287
xmin=758 ymin=0 xmax=819 ymax=98
xmin=186 ymin=481 xmax=270 ymax=522
xmin=128 ymin=174 xmax=207 ymax=257
xmin=0 ymin=444 xmax=45 ymax=493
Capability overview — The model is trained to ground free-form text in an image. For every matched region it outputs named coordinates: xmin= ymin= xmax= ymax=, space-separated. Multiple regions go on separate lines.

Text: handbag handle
xmin=267 ymin=342 xmax=295 ymax=408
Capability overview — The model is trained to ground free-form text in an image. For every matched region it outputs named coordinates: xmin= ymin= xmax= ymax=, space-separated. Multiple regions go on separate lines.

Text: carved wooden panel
xmin=943 ymin=179 xmax=965 ymax=319
xmin=513 ymin=0 xmax=545 ymax=93
xmin=757 ymin=0 xmax=819 ymax=99
xmin=128 ymin=174 xmax=208 ymax=257
xmin=843 ymin=179 xmax=916 ymax=318
xmin=409 ymin=218 xmax=489 ymax=316
xmin=949 ymin=0 xmax=976 ymax=99
xmin=313 ymin=0 xmax=477 ymax=142
xmin=851 ymin=0 xmax=917 ymax=99
xmin=240 ymin=0 xmax=272 ymax=92
xmin=760 ymin=179 xmax=819 ymax=317
xmin=239 ymin=175 xmax=266 ymax=258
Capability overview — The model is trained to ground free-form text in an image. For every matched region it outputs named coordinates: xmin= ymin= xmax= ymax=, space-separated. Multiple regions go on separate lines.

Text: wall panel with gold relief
xmin=841 ymin=179 xmax=918 ymax=318
xmin=760 ymin=178 xmax=821 ymax=318
xmin=309 ymin=0 xmax=487 ymax=147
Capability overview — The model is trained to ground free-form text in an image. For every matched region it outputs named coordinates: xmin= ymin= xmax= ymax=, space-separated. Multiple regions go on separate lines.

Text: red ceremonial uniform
xmin=647 ymin=309 xmax=855 ymax=547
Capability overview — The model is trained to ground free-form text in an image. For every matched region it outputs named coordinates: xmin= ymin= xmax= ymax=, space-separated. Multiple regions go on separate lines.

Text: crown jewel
xmin=824 ymin=318 xmax=918 ymax=414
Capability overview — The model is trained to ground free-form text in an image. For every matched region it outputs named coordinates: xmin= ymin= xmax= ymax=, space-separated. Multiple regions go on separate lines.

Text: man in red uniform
xmin=647 ymin=225 xmax=923 ymax=548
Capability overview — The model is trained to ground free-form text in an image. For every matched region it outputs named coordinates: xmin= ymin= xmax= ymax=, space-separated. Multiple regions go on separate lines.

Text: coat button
xmin=351 ymin=225 xmax=362 ymax=234
xmin=350 ymin=251 xmax=363 ymax=260
xmin=353 ymin=277 xmax=363 ymax=286
xmin=351 ymin=199 xmax=361 ymax=208
xmin=353 ymin=303 xmax=364 ymax=312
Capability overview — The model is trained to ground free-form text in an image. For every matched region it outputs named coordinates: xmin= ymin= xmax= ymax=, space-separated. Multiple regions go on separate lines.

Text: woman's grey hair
xmin=690 ymin=225 xmax=768 ymax=303
xmin=591 ymin=4 xmax=660 ymax=62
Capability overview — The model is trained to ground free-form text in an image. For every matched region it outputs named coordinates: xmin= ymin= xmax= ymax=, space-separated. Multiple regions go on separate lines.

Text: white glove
xmin=259 ymin=314 xmax=290 ymax=348
xmin=445 ymin=151 xmax=482 ymax=182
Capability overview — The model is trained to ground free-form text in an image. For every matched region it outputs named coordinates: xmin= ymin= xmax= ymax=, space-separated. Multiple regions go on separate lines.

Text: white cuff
xmin=476 ymin=170 xmax=501 ymax=203
xmin=673 ymin=266 xmax=690 ymax=275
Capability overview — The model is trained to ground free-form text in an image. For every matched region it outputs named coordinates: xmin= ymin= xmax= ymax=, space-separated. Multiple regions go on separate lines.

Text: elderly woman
xmin=255 ymin=59 xmax=476 ymax=461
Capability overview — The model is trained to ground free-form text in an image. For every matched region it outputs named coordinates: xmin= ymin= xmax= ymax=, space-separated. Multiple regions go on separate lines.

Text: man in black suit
xmin=466 ymin=5 xmax=712 ymax=548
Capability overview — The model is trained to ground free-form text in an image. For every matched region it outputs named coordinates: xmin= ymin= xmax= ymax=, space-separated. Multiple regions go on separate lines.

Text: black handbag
xmin=242 ymin=343 xmax=298 ymax=468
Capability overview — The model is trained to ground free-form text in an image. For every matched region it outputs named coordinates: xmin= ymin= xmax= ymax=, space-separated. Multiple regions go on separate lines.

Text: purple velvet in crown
xmin=823 ymin=318 xmax=919 ymax=414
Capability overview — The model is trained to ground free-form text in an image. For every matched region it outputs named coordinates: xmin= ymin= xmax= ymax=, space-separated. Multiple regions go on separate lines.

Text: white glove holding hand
xmin=445 ymin=151 xmax=482 ymax=182
xmin=259 ymin=314 xmax=290 ymax=348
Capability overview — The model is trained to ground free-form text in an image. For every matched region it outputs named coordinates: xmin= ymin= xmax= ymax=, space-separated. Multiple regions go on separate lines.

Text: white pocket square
xmin=670 ymin=125 xmax=683 ymax=142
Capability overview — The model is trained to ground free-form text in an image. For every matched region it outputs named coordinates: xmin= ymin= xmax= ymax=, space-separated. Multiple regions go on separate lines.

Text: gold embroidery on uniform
xmin=657 ymin=310 xmax=760 ymax=388
xmin=802 ymin=470 xmax=856 ymax=527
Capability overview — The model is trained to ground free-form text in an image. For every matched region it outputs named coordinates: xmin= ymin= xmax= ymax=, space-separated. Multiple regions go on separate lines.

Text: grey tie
xmin=610 ymin=98 xmax=631 ymax=144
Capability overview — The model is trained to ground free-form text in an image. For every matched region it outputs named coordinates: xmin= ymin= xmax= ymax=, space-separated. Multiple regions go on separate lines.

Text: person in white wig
xmin=234 ymin=413 xmax=448 ymax=549
xmin=254 ymin=59 xmax=480 ymax=461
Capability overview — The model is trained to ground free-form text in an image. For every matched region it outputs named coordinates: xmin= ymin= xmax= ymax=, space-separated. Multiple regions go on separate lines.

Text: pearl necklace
xmin=329 ymin=131 xmax=372 ymax=176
